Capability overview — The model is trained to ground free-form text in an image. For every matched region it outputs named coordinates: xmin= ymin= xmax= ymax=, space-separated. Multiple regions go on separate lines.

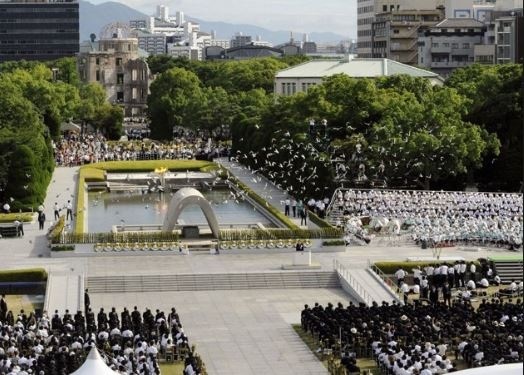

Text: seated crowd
xmin=302 ymin=297 xmax=523 ymax=375
xmin=53 ymin=134 xmax=229 ymax=167
xmin=0 ymin=306 xmax=203 ymax=375
xmin=330 ymin=189 xmax=523 ymax=249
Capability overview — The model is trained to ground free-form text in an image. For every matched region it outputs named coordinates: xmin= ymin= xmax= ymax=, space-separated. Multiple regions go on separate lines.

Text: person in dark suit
xmin=84 ymin=289 xmax=90 ymax=312
xmin=295 ymin=241 xmax=304 ymax=251
xmin=38 ymin=211 xmax=46 ymax=230
xmin=0 ymin=294 xmax=7 ymax=322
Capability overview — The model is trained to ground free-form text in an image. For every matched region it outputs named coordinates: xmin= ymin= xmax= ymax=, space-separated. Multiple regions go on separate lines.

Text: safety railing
xmin=333 ymin=259 xmax=373 ymax=306
xmin=367 ymin=260 xmax=404 ymax=304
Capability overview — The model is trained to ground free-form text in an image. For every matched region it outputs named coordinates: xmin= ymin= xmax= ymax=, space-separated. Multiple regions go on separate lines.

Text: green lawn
xmin=159 ymin=362 xmax=185 ymax=375
xmin=4 ymin=295 xmax=43 ymax=314
xmin=488 ymin=255 xmax=523 ymax=262
xmin=292 ymin=324 xmax=380 ymax=374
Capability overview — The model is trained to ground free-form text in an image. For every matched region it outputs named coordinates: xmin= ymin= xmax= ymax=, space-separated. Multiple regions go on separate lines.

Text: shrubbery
xmin=48 ymin=215 xmax=66 ymax=244
xmin=374 ymin=260 xmax=481 ymax=275
xmin=0 ymin=213 xmax=34 ymax=223
xmin=0 ymin=268 xmax=47 ymax=282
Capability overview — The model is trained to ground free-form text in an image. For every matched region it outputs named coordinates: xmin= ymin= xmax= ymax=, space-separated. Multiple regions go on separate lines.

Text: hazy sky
xmin=90 ymin=0 xmax=357 ymax=37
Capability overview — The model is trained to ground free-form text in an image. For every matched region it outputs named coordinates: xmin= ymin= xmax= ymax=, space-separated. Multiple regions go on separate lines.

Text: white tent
xmin=70 ymin=347 xmax=119 ymax=375
xmin=60 ymin=121 xmax=81 ymax=133
xmin=453 ymin=363 xmax=523 ymax=375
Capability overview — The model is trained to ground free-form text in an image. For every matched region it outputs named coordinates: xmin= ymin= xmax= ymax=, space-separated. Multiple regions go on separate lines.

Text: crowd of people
xmin=302 ymin=297 xmax=523 ymax=375
xmin=0 ymin=298 xmax=203 ymax=375
xmin=329 ymin=189 xmax=523 ymax=249
xmin=393 ymin=260 xmax=523 ymax=307
xmin=53 ymin=134 xmax=229 ymax=167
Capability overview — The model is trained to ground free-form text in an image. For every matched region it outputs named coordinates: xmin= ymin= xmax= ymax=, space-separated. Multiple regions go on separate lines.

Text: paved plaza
xmin=1 ymin=165 xmax=521 ymax=374
xmin=92 ymin=288 xmax=348 ymax=375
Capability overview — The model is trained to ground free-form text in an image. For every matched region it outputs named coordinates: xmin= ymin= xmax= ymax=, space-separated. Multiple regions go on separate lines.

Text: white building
xmin=274 ymin=57 xmax=443 ymax=96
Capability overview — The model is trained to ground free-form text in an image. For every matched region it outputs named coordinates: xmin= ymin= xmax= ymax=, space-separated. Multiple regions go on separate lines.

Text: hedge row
xmin=0 ymin=268 xmax=47 ymax=282
xmin=0 ymin=213 xmax=34 ymax=223
xmin=374 ymin=260 xmax=482 ymax=275
xmin=49 ymin=215 xmax=66 ymax=244
xmin=308 ymin=211 xmax=334 ymax=229
xmin=219 ymin=227 xmax=343 ymax=241
xmin=225 ymin=175 xmax=299 ymax=230
xmin=87 ymin=160 xmax=216 ymax=173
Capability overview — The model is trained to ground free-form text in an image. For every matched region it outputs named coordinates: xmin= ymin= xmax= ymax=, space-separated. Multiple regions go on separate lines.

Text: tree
xmin=93 ymin=104 xmax=123 ymax=140
xmin=0 ymin=75 xmax=53 ymax=209
xmin=76 ymin=82 xmax=107 ymax=130
xmin=48 ymin=57 xmax=81 ymax=86
xmin=147 ymin=68 xmax=203 ymax=140
xmin=4 ymin=64 xmax=80 ymax=140
xmin=368 ymin=86 xmax=499 ymax=189
xmin=447 ymin=64 xmax=522 ymax=190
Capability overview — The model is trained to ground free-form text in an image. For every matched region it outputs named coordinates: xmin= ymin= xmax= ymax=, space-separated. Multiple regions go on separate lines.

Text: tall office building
xmin=0 ymin=0 xmax=79 ymax=62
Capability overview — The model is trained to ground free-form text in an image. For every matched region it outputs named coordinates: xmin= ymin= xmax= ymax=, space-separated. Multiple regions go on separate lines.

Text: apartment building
xmin=372 ymin=7 xmax=444 ymax=64
xmin=357 ymin=0 xmax=443 ymax=57
xmin=418 ymin=18 xmax=485 ymax=76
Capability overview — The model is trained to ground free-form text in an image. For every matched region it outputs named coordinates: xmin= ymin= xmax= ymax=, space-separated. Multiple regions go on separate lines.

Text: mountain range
xmin=79 ymin=0 xmax=348 ymax=45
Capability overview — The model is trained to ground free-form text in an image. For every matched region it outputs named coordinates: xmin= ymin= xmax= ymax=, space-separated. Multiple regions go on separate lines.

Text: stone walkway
xmin=216 ymin=158 xmax=316 ymax=229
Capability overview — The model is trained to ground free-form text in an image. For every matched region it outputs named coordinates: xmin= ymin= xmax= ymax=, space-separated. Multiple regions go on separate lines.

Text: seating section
xmin=301 ymin=299 xmax=523 ymax=374
xmin=0 ymin=306 xmax=204 ymax=374
xmin=328 ymin=188 xmax=523 ymax=248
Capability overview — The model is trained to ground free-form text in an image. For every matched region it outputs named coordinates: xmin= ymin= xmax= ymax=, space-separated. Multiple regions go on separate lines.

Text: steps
xmin=491 ymin=258 xmax=523 ymax=283
xmin=87 ymin=271 xmax=340 ymax=293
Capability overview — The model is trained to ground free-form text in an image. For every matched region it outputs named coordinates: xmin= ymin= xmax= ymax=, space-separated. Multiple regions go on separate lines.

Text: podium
xmin=282 ymin=251 xmax=320 ymax=270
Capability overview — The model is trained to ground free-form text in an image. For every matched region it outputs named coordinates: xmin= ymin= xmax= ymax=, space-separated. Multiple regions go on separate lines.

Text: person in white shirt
xmin=466 ymin=279 xmax=476 ymax=290
xmin=477 ymin=278 xmax=489 ymax=288
xmin=412 ymin=266 xmax=422 ymax=285
xmin=459 ymin=261 xmax=467 ymax=287
xmin=395 ymin=268 xmax=407 ymax=288
xmin=469 ymin=262 xmax=477 ymax=282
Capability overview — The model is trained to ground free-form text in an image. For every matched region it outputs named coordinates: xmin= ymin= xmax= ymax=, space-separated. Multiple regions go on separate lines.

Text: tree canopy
xmin=144 ymin=57 xmax=519 ymax=194
xmin=0 ymin=59 xmax=123 ymax=209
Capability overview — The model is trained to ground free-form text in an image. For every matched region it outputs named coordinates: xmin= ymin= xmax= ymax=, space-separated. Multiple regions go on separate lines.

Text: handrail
xmin=367 ymin=260 xmax=404 ymax=304
xmin=333 ymin=259 xmax=373 ymax=306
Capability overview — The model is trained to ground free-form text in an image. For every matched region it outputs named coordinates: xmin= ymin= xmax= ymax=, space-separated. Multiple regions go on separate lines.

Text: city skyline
xmin=86 ymin=0 xmax=357 ymax=38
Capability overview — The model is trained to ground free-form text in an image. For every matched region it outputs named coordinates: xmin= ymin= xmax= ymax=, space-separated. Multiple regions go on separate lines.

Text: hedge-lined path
xmin=215 ymin=158 xmax=319 ymax=229
xmin=0 ymin=166 xmax=86 ymax=273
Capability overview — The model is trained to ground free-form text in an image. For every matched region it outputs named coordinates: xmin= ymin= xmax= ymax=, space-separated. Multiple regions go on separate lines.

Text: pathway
xmin=215 ymin=158 xmax=317 ymax=229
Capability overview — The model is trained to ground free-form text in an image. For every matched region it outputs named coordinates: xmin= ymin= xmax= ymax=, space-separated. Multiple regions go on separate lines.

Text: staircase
xmin=87 ymin=271 xmax=341 ymax=293
xmin=491 ymin=257 xmax=523 ymax=283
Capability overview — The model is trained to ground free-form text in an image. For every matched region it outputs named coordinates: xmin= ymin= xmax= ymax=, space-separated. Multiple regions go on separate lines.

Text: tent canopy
xmin=60 ymin=121 xmax=81 ymax=133
xmin=453 ymin=363 xmax=523 ymax=375
xmin=70 ymin=347 xmax=119 ymax=375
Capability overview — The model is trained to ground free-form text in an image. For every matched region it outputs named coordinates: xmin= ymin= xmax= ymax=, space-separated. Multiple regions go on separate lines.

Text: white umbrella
xmin=69 ymin=347 xmax=118 ymax=375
